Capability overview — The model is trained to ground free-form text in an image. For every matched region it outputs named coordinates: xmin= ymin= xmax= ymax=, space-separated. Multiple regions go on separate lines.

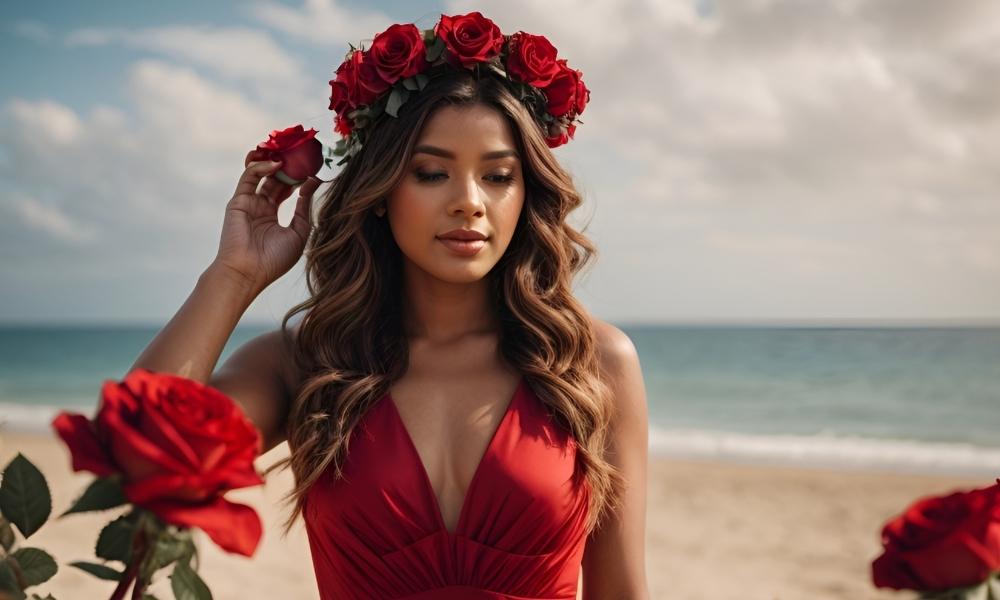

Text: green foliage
xmin=95 ymin=517 xmax=134 ymax=564
xmin=0 ymin=516 xmax=15 ymax=552
xmin=0 ymin=560 xmax=25 ymax=600
xmin=61 ymin=478 xmax=128 ymax=516
xmin=10 ymin=548 xmax=57 ymax=586
xmin=386 ymin=87 xmax=410 ymax=118
xmin=150 ymin=533 xmax=194 ymax=572
xmin=68 ymin=561 xmax=123 ymax=581
xmin=170 ymin=560 xmax=212 ymax=600
xmin=0 ymin=455 xmax=51 ymax=539
xmin=425 ymin=36 xmax=445 ymax=62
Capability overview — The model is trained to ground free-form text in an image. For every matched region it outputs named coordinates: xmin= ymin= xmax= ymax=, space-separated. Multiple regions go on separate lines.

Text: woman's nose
xmin=447 ymin=174 xmax=486 ymax=218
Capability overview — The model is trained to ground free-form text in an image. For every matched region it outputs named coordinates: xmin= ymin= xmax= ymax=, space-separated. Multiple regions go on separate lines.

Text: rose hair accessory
xmin=328 ymin=12 xmax=589 ymax=163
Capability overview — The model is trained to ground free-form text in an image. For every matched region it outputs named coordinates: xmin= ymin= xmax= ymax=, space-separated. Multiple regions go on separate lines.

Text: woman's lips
xmin=437 ymin=229 xmax=487 ymax=256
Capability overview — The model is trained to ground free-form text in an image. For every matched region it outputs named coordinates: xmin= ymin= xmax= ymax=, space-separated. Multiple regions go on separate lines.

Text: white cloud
xmin=0 ymin=59 xmax=316 ymax=321
xmin=448 ymin=0 xmax=1000 ymax=321
xmin=250 ymin=0 xmax=394 ymax=47
xmin=67 ymin=25 xmax=301 ymax=83
xmin=9 ymin=194 xmax=95 ymax=243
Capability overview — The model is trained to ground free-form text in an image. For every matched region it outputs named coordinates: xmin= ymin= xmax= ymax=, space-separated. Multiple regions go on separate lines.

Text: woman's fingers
xmin=289 ymin=177 xmax=319 ymax=242
xmin=234 ymin=161 xmax=282 ymax=198
xmin=259 ymin=176 xmax=294 ymax=205
xmin=244 ymin=148 xmax=269 ymax=168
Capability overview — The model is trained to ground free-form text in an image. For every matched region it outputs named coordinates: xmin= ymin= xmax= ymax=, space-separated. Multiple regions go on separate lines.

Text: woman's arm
xmin=130 ymin=153 xmax=318 ymax=448
xmin=581 ymin=319 xmax=650 ymax=600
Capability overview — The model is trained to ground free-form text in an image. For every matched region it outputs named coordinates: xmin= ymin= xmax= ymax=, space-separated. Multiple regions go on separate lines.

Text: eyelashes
xmin=412 ymin=170 xmax=516 ymax=185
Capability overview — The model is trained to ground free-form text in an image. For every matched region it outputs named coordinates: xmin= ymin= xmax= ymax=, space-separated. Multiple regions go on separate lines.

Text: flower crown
xmin=328 ymin=12 xmax=589 ymax=164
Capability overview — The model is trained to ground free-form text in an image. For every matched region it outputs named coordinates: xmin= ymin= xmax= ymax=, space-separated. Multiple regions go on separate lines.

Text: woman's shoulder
xmin=589 ymin=317 xmax=647 ymax=422
xmin=589 ymin=317 xmax=641 ymax=379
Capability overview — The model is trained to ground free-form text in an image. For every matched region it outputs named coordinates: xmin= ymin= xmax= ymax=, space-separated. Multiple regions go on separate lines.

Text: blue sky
xmin=2 ymin=0 xmax=999 ymax=325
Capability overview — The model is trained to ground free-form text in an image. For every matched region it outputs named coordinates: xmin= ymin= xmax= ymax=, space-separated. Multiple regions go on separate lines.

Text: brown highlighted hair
xmin=277 ymin=69 xmax=622 ymax=531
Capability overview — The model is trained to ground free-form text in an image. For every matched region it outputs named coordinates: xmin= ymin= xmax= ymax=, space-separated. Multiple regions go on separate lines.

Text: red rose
xmin=353 ymin=50 xmax=392 ymax=102
xmin=52 ymin=369 xmax=265 ymax=557
xmin=334 ymin=115 xmax=354 ymax=137
xmin=435 ymin=12 xmax=504 ymax=69
xmin=507 ymin=32 xmax=560 ymax=88
xmin=544 ymin=60 xmax=589 ymax=118
xmin=329 ymin=80 xmax=350 ymax=115
xmin=369 ymin=23 xmax=428 ymax=84
xmin=333 ymin=51 xmax=377 ymax=108
xmin=872 ymin=483 xmax=1000 ymax=592
xmin=257 ymin=125 xmax=324 ymax=184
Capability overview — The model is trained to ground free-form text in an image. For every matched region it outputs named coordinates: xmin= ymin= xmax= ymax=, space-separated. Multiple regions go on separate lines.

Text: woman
xmin=131 ymin=13 xmax=649 ymax=600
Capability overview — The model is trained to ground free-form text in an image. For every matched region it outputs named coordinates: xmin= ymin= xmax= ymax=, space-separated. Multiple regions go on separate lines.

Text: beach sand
xmin=0 ymin=431 xmax=989 ymax=600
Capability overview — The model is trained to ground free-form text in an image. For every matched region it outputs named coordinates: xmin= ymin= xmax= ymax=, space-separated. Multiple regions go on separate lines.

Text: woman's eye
xmin=485 ymin=173 xmax=515 ymax=185
xmin=414 ymin=170 xmax=447 ymax=182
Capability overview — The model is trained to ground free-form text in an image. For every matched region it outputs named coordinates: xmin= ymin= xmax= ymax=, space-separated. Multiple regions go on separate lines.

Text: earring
xmin=373 ymin=204 xmax=386 ymax=217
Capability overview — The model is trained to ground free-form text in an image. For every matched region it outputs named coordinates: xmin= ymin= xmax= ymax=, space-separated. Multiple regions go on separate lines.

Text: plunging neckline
xmin=385 ymin=378 xmax=523 ymax=535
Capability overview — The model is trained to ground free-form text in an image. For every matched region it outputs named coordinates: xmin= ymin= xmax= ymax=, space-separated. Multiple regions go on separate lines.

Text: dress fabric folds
xmin=304 ymin=379 xmax=591 ymax=600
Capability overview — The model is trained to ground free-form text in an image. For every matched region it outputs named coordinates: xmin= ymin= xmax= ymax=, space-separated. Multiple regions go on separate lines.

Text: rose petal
xmin=51 ymin=412 xmax=118 ymax=477
xmin=144 ymin=497 xmax=263 ymax=557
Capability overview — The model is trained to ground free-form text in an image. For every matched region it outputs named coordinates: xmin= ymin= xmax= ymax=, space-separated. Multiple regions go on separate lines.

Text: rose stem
xmin=109 ymin=528 xmax=149 ymax=600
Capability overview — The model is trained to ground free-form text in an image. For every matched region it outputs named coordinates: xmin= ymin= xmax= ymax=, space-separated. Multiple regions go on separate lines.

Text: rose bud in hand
xmin=257 ymin=125 xmax=324 ymax=186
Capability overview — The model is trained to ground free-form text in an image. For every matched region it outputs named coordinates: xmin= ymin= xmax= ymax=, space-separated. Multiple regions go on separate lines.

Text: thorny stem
xmin=109 ymin=524 xmax=149 ymax=600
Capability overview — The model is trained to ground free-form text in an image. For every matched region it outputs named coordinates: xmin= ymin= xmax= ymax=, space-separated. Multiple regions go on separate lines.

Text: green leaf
xmin=0 ymin=516 xmax=15 ymax=552
xmin=62 ymin=478 xmax=128 ymax=517
xmin=402 ymin=77 xmax=419 ymax=91
xmin=150 ymin=534 xmax=194 ymax=571
xmin=0 ymin=560 xmax=25 ymax=600
xmin=385 ymin=87 xmax=409 ymax=118
xmin=69 ymin=561 xmax=123 ymax=581
xmin=415 ymin=72 xmax=429 ymax=91
xmin=96 ymin=517 xmax=134 ymax=564
xmin=425 ymin=36 xmax=445 ymax=62
xmin=170 ymin=560 xmax=212 ymax=600
xmin=141 ymin=595 xmax=158 ymax=600
xmin=11 ymin=548 xmax=56 ymax=587
xmin=0 ymin=456 xmax=51 ymax=540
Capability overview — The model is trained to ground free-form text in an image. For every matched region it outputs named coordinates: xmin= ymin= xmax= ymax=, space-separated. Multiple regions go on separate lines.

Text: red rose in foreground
xmin=872 ymin=483 xmax=1000 ymax=592
xmin=257 ymin=125 xmax=324 ymax=184
xmin=544 ymin=60 xmax=589 ymax=118
xmin=369 ymin=23 xmax=428 ymax=84
xmin=435 ymin=12 xmax=504 ymax=68
xmin=507 ymin=32 xmax=560 ymax=88
xmin=52 ymin=369 xmax=265 ymax=557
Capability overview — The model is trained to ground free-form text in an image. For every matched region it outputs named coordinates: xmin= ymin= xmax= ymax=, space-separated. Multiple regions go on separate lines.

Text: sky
xmin=1 ymin=0 xmax=999 ymax=326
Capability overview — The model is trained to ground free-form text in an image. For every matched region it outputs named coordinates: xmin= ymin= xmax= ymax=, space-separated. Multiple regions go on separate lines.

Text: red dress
xmin=304 ymin=379 xmax=591 ymax=599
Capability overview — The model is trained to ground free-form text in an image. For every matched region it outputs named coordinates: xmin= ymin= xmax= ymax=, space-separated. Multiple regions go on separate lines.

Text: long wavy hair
xmin=277 ymin=69 xmax=622 ymax=532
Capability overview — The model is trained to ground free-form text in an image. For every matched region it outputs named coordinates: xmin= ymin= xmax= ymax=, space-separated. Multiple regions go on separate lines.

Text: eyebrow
xmin=412 ymin=145 xmax=520 ymax=161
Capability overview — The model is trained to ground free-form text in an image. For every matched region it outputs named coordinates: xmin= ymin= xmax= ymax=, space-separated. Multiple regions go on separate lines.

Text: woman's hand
xmin=213 ymin=149 xmax=321 ymax=296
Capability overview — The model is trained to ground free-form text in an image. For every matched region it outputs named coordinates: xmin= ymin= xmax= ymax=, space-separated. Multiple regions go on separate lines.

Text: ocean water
xmin=2 ymin=325 xmax=998 ymax=476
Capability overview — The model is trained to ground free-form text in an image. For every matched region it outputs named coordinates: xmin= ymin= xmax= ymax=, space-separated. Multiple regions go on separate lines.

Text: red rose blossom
xmin=329 ymin=80 xmax=351 ymax=115
xmin=507 ymin=32 xmax=560 ymax=88
xmin=545 ymin=60 xmax=589 ymax=118
xmin=435 ymin=12 xmax=504 ymax=69
xmin=257 ymin=125 xmax=324 ymax=184
xmin=369 ymin=23 xmax=428 ymax=84
xmin=52 ymin=369 xmax=265 ymax=557
xmin=334 ymin=51 xmax=377 ymax=108
xmin=872 ymin=483 xmax=1000 ymax=592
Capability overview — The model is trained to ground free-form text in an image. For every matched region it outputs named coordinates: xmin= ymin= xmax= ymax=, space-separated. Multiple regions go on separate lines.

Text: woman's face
xmin=386 ymin=103 xmax=525 ymax=285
